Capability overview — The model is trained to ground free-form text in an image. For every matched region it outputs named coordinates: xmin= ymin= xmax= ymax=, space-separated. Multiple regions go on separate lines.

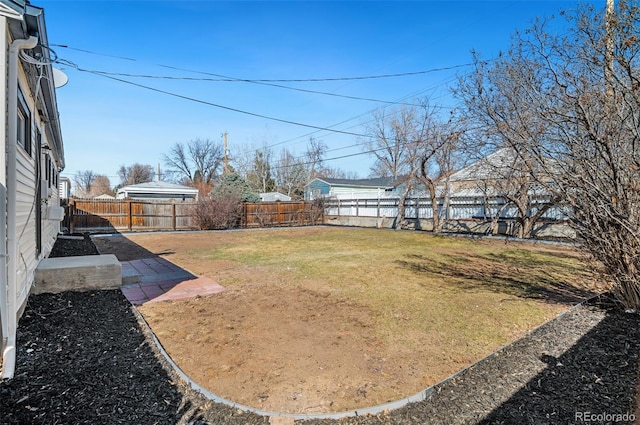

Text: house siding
xmin=40 ymin=132 xmax=62 ymax=257
xmin=15 ymin=73 xmax=37 ymax=307
xmin=1 ymin=2 xmax=66 ymax=379
xmin=0 ymin=24 xmax=7 ymax=183
xmin=13 ymin=68 xmax=61 ymax=308
xmin=305 ymin=179 xmax=330 ymax=199
xmin=305 ymin=178 xmax=400 ymax=200
xmin=330 ymin=186 xmax=394 ymax=200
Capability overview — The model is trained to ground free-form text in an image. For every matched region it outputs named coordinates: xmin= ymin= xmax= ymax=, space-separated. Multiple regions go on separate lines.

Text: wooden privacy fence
xmin=242 ymin=201 xmax=323 ymax=228
xmin=65 ymin=199 xmax=197 ymax=232
xmin=64 ymin=199 xmax=323 ymax=233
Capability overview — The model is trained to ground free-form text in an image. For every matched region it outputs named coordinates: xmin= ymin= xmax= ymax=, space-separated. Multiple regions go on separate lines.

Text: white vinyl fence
xmin=324 ymin=196 xmax=573 ymax=238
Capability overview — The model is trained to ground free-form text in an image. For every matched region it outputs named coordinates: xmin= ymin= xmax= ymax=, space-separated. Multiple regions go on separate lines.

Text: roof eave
xmin=27 ymin=5 xmax=65 ymax=170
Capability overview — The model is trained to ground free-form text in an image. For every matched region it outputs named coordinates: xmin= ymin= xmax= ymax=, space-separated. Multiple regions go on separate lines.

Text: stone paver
xmin=119 ymin=257 xmax=225 ymax=305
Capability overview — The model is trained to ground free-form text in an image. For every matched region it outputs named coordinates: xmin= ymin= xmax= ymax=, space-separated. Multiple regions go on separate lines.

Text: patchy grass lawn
xmin=131 ymin=227 xmax=605 ymax=414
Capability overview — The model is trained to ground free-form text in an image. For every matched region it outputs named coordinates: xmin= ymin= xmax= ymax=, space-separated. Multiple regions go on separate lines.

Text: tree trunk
xmin=395 ymin=184 xmax=412 ymax=230
xmin=430 ymin=195 xmax=441 ymax=233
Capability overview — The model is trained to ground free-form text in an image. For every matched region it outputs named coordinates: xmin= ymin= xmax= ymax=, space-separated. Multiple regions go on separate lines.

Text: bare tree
xmin=454 ymin=43 xmax=563 ymax=239
xmin=317 ymin=167 xmax=359 ymax=180
xmin=273 ymin=148 xmax=308 ymax=199
xmin=416 ymin=114 xmax=465 ymax=234
xmin=363 ymin=105 xmax=430 ymax=228
xmin=305 ymin=137 xmax=326 ymax=180
xmin=455 ymin=1 xmax=640 ymax=309
xmin=163 ymin=138 xmax=223 ymax=187
xmin=231 ymin=142 xmax=255 ymax=179
xmin=91 ymin=175 xmax=112 ymax=197
xmin=246 ymin=146 xmax=275 ymax=194
xmin=364 ymin=107 xmax=416 ymax=179
xmin=73 ymin=170 xmax=98 ymax=198
xmin=118 ymin=163 xmax=154 ymax=186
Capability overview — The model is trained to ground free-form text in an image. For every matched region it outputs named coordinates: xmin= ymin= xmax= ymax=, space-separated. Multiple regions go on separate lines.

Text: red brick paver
xmin=120 ymin=257 xmax=225 ymax=305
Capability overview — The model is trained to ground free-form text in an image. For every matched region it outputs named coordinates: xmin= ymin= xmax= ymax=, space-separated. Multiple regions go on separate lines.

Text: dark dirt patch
xmin=1 ymin=235 xmax=638 ymax=424
xmin=92 ymin=234 xmax=170 ymax=261
xmin=0 ymin=290 xmax=267 ymax=425
xmin=49 ymin=234 xmax=100 ymax=257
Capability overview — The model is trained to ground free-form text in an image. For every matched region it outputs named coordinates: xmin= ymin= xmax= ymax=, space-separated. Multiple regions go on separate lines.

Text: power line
xmin=53 ymin=44 xmax=471 ymax=106
xmin=52 ymin=43 xmax=471 ymax=82
xmin=77 ymin=68 xmax=372 ymax=138
xmin=53 ymin=44 xmax=471 ymax=149
xmin=56 ymin=55 xmax=467 ymax=172
xmin=259 ymin=72 xmax=463 ymax=152
xmin=53 ymin=44 xmax=473 ymax=174
xmin=51 ymin=44 xmax=137 ymax=61
xmin=84 ymin=68 xmax=421 ymax=106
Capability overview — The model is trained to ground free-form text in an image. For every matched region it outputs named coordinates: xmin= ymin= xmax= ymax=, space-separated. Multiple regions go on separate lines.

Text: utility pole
xmin=223 ymin=131 xmax=229 ymax=175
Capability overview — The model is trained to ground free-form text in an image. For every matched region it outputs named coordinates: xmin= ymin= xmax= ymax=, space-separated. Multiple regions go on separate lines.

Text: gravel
xmin=1 ymin=235 xmax=637 ymax=424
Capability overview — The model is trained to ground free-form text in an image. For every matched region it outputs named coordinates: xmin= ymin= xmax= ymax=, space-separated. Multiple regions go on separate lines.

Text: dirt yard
xmin=93 ymin=228 xmax=605 ymax=415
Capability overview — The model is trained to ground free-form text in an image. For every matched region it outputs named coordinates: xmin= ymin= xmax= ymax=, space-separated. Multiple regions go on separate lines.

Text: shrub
xmin=191 ymin=196 xmax=242 ymax=230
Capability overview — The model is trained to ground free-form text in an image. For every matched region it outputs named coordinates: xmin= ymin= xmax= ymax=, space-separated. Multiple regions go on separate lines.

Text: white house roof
xmin=309 ymin=177 xmax=401 ymax=189
xmin=94 ymin=194 xmax=115 ymax=200
xmin=449 ymin=148 xmax=517 ymax=182
xmin=117 ymin=181 xmax=199 ymax=197
xmin=260 ymin=192 xmax=292 ymax=202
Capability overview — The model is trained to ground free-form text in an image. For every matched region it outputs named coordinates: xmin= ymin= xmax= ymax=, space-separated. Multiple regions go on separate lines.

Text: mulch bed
xmin=1 ymin=234 xmax=638 ymax=424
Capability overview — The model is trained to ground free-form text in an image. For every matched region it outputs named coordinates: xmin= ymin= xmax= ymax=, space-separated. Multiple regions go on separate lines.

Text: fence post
xmin=242 ymin=203 xmax=246 ymax=228
xmin=277 ymin=201 xmax=283 ymax=225
xmin=171 ymin=201 xmax=177 ymax=231
xmin=69 ymin=199 xmax=75 ymax=234
xmin=127 ymin=200 xmax=133 ymax=231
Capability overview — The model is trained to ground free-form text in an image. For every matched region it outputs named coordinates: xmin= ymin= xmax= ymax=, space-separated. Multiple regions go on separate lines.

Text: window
xmin=45 ymin=155 xmax=50 ymax=183
xmin=50 ymin=160 xmax=55 ymax=188
xmin=17 ymin=90 xmax=31 ymax=156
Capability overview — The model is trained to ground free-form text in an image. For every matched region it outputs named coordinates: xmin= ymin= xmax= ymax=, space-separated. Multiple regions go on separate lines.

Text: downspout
xmin=2 ymin=35 xmax=38 ymax=380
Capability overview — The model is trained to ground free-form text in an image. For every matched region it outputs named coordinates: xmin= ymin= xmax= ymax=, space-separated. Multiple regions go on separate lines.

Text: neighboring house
xmin=446 ymin=148 xmax=564 ymax=220
xmin=305 ymin=177 xmax=403 ymax=200
xmin=58 ymin=176 xmax=71 ymax=200
xmin=1 ymin=0 xmax=65 ymax=378
xmin=116 ymin=181 xmax=199 ymax=201
xmin=448 ymin=148 xmax=516 ymax=195
xmin=94 ymin=194 xmax=115 ymax=200
xmin=259 ymin=192 xmax=292 ymax=202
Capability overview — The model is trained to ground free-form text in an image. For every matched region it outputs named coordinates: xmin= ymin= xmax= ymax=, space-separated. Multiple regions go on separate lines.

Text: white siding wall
xmin=14 ymin=68 xmax=61 ymax=307
xmin=15 ymin=161 xmax=35 ymax=303
xmin=0 ymin=22 xmax=6 ymax=185
xmin=330 ymin=186 xmax=394 ymax=200
xmin=15 ymin=72 xmax=36 ymax=307
xmin=41 ymin=143 xmax=62 ymax=256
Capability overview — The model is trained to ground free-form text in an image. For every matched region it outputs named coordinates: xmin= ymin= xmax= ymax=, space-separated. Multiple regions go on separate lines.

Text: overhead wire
xmin=52 ymin=71 xmax=458 ymax=175
xmin=54 ymin=55 xmax=467 ymax=146
xmin=51 ymin=44 xmax=471 ymax=82
xmin=52 ymin=43 xmax=470 ymax=137
xmin=84 ymin=68 xmax=424 ymax=107
xmin=51 ymin=46 xmax=472 ymax=107
xmin=67 ymin=65 xmax=372 ymax=138
xmin=256 ymin=72 xmax=464 ymax=152
xmin=52 ymin=44 xmax=477 ymax=174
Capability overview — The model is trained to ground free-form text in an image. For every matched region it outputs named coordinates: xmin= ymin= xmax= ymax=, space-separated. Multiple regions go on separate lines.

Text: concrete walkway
xmin=120 ymin=257 xmax=225 ymax=305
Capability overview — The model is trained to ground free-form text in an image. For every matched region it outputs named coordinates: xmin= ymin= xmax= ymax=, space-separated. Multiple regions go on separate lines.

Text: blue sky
xmin=37 ymin=0 xmax=599 ymax=186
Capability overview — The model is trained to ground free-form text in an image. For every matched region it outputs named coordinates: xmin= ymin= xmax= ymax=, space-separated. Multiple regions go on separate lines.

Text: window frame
xmin=17 ymin=89 xmax=31 ymax=156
